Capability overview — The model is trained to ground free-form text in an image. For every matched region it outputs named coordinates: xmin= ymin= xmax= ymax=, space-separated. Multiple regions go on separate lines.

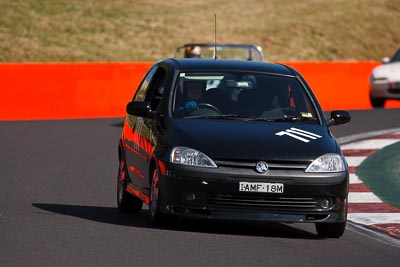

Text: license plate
xmin=239 ymin=182 xmax=284 ymax=193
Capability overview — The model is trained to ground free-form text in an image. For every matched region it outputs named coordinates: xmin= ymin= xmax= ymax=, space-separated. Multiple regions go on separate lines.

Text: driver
xmin=176 ymin=80 xmax=206 ymax=115
xmin=186 ymin=80 xmax=204 ymax=101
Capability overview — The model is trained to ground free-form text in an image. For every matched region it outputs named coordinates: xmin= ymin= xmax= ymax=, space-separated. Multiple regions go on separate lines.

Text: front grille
xmin=388 ymin=88 xmax=400 ymax=94
xmin=215 ymin=160 xmax=309 ymax=170
xmin=208 ymin=193 xmax=319 ymax=211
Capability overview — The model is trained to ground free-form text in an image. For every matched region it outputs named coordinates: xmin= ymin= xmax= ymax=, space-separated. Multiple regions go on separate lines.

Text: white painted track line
xmin=349 ymin=173 xmax=363 ymax=184
xmin=345 ymin=156 xmax=367 ymax=167
xmin=348 ymin=213 xmax=400 ymax=225
xmin=341 ymin=139 xmax=399 ymax=150
xmin=348 ymin=192 xmax=383 ymax=203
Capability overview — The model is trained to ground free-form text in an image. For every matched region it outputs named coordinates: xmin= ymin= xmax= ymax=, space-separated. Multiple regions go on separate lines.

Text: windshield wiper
xmin=188 ymin=114 xmax=242 ymax=120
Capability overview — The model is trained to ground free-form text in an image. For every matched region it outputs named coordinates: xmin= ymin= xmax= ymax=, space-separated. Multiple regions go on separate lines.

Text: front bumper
xmin=370 ymin=81 xmax=400 ymax=99
xmin=158 ymin=162 xmax=349 ymax=223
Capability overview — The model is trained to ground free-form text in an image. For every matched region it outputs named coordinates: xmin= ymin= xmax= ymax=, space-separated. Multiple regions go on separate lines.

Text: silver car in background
xmin=369 ymin=47 xmax=400 ymax=108
xmin=174 ymin=43 xmax=264 ymax=61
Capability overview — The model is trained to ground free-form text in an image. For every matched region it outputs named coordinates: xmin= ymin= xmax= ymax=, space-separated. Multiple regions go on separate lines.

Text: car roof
xmin=165 ymin=58 xmax=295 ymax=76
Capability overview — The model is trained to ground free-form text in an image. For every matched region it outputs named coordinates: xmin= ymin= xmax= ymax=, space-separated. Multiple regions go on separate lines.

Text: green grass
xmin=1 ymin=0 xmax=399 ymax=62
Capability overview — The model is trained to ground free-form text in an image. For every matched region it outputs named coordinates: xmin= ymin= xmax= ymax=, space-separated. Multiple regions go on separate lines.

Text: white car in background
xmin=369 ymin=47 xmax=400 ymax=108
xmin=174 ymin=43 xmax=264 ymax=61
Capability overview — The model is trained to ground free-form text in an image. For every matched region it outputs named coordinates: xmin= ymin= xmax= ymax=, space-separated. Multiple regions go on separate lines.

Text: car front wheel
xmin=149 ymin=168 xmax=163 ymax=225
xmin=315 ymin=221 xmax=346 ymax=238
xmin=370 ymin=95 xmax=386 ymax=108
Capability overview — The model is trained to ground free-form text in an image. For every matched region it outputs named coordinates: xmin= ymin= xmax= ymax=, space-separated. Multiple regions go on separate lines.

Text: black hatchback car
xmin=117 ymin=58 xmax=351 ymax=238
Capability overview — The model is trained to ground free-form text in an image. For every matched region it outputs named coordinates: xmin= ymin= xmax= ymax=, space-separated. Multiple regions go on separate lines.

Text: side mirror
xmin=381 ymin=57 xmax=390 ymax=64
xmin=327 ymin=110 xmax=351 ymax=127
xmin=126 ymin=101 xmax=155 ymax=118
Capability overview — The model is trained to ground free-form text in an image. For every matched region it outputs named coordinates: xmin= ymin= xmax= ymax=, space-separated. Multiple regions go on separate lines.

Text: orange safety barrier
xmin=0 ymin=62 xmax=152 ymax=120
xmin=1 ymin=61 xmax=399 ymax=120
xmin=279 ymin=61 xmax=399 ymax=111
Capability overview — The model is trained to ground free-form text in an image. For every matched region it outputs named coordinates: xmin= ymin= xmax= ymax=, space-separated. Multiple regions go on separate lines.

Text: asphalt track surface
xmin=1 ymin=108 xmax=400 ymax=266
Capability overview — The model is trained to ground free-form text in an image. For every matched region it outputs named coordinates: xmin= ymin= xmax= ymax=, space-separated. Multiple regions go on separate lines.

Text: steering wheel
xmin=197 ymin=103 xmax=221 ymax=114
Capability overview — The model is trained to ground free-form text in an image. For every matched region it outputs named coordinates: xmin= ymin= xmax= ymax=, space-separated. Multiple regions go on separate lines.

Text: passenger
xmin=184 ymin=46 xmax=202 ymax=58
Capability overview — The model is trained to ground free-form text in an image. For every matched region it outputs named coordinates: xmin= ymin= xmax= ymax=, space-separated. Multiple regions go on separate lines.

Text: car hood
xmin=372 ymin=61 xmax=400 ymax=81
xmin=168 ymin=119 xmax=338 ymax=162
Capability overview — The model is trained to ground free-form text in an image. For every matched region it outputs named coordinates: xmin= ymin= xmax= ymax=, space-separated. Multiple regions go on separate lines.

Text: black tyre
xmin=315 ymin=221 xmax=346 ymax=238
xmin=117 ymin=158 xmax=143 ymax=213
xmin=370 ymin=96 xmax=386 ymax=108
xmin=149 ymin=167 xmax=167 ymax=225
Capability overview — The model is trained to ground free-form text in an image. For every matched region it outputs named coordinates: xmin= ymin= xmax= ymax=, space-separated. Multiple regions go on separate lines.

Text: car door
xmin=124 ymin=65 xmax=167 ymax=196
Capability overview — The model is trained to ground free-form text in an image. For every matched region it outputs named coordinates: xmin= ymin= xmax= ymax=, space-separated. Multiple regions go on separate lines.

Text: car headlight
xmin=370 ymin=75 xmax=388 ymax=83
xmin=170 ymin=147 xmax=217 ymax=168
xmin=305 ymin=154 xmax=346 ymax=173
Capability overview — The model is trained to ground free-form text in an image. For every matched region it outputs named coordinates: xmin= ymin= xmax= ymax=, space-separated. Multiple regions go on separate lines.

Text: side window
xmin=272 ymin=77 xmax=316 ymax=118
xmin=133 ymin=66 xmax=158 ymax=101
xmin=289 ymin=80 xmax=316 ymax=116
xmin=392 ymin=49 xmax=400 ymax=62
xmin=151 ymin=71 xmax=166 ymax=111
xmin=288 ymin=85 xmax=296 ymax=109
xmin=145 ymin=67 xmax=167 ymax=111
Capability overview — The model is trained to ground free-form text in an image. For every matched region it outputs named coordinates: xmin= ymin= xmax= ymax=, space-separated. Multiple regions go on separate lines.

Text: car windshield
xmin=390 ymin=48 xmax=400 ymax=63
xmin=175 ymin=45 xmax=264 ymax=61
xmin=172 ymin=71 xmax=319 ymax=123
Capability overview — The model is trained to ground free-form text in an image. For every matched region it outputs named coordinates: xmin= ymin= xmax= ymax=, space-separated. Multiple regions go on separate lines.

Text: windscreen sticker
xmin=301 ymin=112 xmax=313 ymax=118
xmin=275 ymin=127 xmax=322 ymax=143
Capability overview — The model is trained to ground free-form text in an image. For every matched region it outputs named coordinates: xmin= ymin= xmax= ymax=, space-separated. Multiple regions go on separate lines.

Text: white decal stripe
xmin=290 ymin=127 xmax=322 ymax=138
xmin=275 ymin=131 xmax=310 ymax=143
xmin=348 ymin=192 xmax=383 ymax=203
xmin=345 ymin=156 xmax=367 ymax=167
xmin=275 ymin=131 xmax=285 ymax=136
xmin=341 ymin=139 xmax=399 ymax=150
xmin=275 ymin=128 xmax=322 ymax=143
xmin=286 ymin=129 xmax=318 ymax=139
xmin=283 ymin=131 xmax=310 ymax=142
xmin=348 ymin=213 xmax=400 ymax=225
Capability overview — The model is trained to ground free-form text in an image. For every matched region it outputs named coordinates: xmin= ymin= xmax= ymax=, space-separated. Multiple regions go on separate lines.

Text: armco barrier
xmin=1 ymin=61 xmax=399 ymax=120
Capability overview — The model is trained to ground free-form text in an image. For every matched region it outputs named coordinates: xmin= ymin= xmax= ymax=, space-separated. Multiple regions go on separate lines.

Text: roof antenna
xmin=213 ymin=14 xmax=217 ymax=60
